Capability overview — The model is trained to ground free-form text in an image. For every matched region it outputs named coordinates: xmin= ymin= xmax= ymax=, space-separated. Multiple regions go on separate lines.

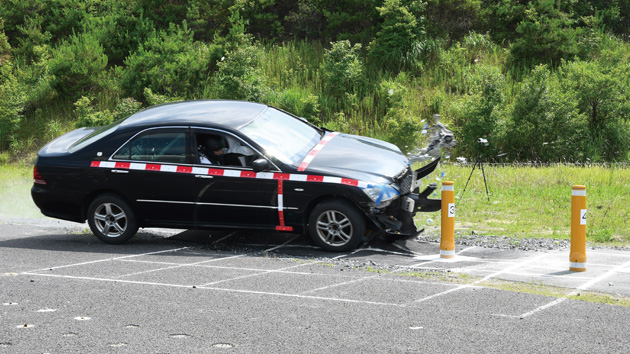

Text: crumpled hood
xmin=301 ymin=133 xmax=409 ymax=185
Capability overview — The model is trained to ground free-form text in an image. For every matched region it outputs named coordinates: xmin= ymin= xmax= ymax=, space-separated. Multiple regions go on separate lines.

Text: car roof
xmin=119 ymin=100 xmax=269 ymax=130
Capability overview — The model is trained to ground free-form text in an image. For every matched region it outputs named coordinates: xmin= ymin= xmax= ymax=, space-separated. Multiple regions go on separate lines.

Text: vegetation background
xmin=1 ymin=0 xmax=629 ymax=163
xmin=0 ymin=0 xmax=628 ymax=243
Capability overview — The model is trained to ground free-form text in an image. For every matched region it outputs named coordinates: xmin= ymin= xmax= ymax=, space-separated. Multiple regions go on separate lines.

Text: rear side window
xmin=113 ymin=131 xmax=187 ymax=163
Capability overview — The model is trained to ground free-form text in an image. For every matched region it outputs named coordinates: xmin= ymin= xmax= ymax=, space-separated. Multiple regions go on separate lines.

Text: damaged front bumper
xmin=366 ymin=158 xmax=442 ymax=240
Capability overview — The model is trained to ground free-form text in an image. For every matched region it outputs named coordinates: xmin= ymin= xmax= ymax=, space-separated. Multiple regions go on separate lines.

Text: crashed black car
xmin=32 ymin=100 xmax=441 ymax=251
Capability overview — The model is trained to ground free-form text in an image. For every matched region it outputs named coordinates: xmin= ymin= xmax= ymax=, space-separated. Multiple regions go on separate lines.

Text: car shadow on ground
xmin=168 ymin=229 xmax=420 ymax=259
xmin=0 ymin=224 xmax=418 ymax=262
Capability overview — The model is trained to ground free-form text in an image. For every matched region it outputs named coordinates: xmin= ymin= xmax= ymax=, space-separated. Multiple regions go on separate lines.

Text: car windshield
xmin=239 ymin=108 xmax=322 ymax=165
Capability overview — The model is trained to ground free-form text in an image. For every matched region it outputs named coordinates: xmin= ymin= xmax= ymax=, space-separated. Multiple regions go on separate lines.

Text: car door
xmin=191 ymin=129 xmax=280 ymax=228
xmin=109 ymin=127 xmax=195 ymax=225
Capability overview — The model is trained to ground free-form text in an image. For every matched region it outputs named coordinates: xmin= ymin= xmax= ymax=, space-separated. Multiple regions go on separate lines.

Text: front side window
xmin=113 ymin=131 xmax=187 ymax=163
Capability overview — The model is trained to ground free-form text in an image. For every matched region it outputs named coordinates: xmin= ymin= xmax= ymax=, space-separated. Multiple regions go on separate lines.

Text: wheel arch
xmin=82 ymin=189 xmax=141 ymax=225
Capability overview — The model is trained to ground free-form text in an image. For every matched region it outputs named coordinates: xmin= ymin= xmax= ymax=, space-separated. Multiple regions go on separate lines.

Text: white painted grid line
xmin=117 ymin=254 xmax=246 ymax=278
xmin=406 ymin=246 xmax=478 ymax=268
xmin=300 ymin=275 xmax=379 ymax=294
xmin=118 ymin=258 xmax=368 ymax=278
xmin=411 ymin=253 xmax=549 ymax=304
xmin=22 ymin=272 xmax=403 ymax=307
xmin=453 ymin=269 xmax=597 ymax=281
xmin=23 ymin=247 xmax=192 ymax=273
xmin=519 ymin=257 xmax=630 ymax=318
xmin=264 ymin=235 xmax=300 ymax=252
xmin=199 ymin=260 xmax=317 ymax=287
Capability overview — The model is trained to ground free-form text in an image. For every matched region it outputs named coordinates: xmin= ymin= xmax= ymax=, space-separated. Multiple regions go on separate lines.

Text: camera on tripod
xmin=460 ymin=137 xmax=491 ymax=202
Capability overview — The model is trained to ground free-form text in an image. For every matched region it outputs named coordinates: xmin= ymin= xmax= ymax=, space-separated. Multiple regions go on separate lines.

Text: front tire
xmin=87 ymin=194 xmax=138 ymax=244
xmin=308 ymin=199 xmax=365 ymax=252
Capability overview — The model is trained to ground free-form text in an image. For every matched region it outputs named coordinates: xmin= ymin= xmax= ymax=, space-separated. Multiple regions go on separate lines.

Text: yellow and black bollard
xmin=440 ymin=181 xmax=455 ymax=258
xmin=569 ymin=185 xmax=587 ymax=272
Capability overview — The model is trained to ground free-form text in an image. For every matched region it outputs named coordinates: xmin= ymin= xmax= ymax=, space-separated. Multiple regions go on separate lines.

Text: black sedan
xmin=32 ymin=100 xmax=441 ymax=251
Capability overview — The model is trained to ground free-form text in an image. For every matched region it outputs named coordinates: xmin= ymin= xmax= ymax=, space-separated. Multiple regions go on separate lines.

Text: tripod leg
xmin=458 ymin=159 xmax=478 ymax=202
xmin=479 ymin=159 xmax=490 ymax=201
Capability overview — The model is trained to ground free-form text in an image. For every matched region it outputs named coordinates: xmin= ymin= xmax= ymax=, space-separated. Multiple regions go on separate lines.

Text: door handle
xmin=195 ymin=174 xmax=213 ymax=179
xmin=111 ymin=169 xmax=129 ymax=174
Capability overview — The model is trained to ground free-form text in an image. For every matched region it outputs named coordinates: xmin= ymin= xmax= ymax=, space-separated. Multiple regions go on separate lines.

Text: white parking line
xmin=199 ymin=260 xmax=316 ymax=287
xmin=454 ymin=269 xmax=596 ymax=281
xmin=22 ymin=271 xmax=403 ymax=308
xmin=332 ymin=249 xmax=360 ymax=260
xmin=411 ymin=253 xmax=549 ymax=304
xmin=405 ymin=246 xmax=479 ymax=268
xmin=300 ymin=275 xmax=379 ymax=294
xmin=117 ymin=254 xmax=246 ymax=278
xmin=24 ymin=247 xmax=192 ymax=273
xmin=264 ymin=235 xmax=300 ymax=252
xmin=518 ymin=257 xmax=630 ymax=319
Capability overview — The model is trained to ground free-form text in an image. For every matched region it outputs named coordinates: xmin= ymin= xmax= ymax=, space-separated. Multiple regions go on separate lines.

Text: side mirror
xmin=252 ymin=158 xmax=269 ymax=173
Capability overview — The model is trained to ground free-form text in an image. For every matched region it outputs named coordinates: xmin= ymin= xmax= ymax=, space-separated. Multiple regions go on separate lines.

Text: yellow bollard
xmin=440 ymin=181 xmax=455 ymax=258
xmin=570 ymin=185 xmax=587 ymax=272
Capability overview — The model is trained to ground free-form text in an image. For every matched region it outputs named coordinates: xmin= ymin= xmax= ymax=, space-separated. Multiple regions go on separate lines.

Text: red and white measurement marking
xmin=90 ymin=160 xmax=369 ymax=188
xmin=297 ymin=132 xmax=339 ymax=171
xmin=276 ymin=180 xmax=292 ymax=231
xmin=91 ymin=160 xmax=373 ymax=232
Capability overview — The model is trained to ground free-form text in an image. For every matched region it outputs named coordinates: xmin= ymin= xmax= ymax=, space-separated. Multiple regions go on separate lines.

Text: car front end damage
xmin=362 ymin=157 xmax=442 ymax=240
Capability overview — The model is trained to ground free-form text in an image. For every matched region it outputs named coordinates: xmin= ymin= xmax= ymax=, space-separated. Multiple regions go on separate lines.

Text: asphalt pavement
xmin=2 ymin=219 xmax=630 ymax=353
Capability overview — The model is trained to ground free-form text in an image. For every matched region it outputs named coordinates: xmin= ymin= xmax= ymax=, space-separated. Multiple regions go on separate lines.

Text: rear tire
xmin=87 ymin=194 xmax=138 ymax=244
xmin=308 ymin=199 xmax=365 ymax=252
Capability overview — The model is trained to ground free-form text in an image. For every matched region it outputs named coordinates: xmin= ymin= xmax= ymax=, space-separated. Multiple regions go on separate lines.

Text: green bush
xmin=320 ymin=40 xmax=365 ymax=98
xmin=451 ymin=64 xmax=506 ymax=159
xmin=319 ymin=0 xmax=380 ymax=44
xmin=213 ymin=44 xmax=266 ymax=101
xmin=121 ymin=22 xmax=217 ymax=100
xmin=284 ymin=1 xmax=325 ymax=39
xmin=73 ymin=96 xmax=114 ymax=128
xmin=558 ymin=58 xmax=630 ymax=160
xmin=48 ymin=31 xmax=107 ymax=98
xmin=504 ymin=65 xmax=588 ymax=162
xmin=113 ymin=97 xmax=143 ymax=120
xmin=367 ymin=0 xmax=425 ymax=72
xmin=379 ymin=73 xmax=422 ymax=152
xmin=143 ymin=88 xmax=182 ymax=106
xmin=273 ymin=88 xmax=322 ymax=126
xmin=425 ymin=0 xmax=481 ymax=41
xmin=86 ymin=5 xmax=155 ymax=64
xmin=507 ymin=0 xmax=586 ymax=67
xmin=0 ymin=64 xmax=26 ymax=149
xmin=0 ymin=19 xmax=10 ymax=60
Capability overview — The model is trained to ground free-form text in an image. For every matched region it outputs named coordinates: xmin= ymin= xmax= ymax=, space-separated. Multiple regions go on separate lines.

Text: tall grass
xmin=0 ymin=163 xmax=41 ymax=218
xmin=416 ymin=163 xmax=630 ymax=244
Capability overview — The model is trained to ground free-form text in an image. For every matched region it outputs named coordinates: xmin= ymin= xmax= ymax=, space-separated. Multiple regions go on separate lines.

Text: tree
xmin=368 ymin=0 xmax=426 ymax=71
xmin=48 ymin=31 xmax=107 ymax=98
xmin=320 ymin=40 xmax=365 ymax=97
xmin=504 ymin=65 xmax=587 ymax=161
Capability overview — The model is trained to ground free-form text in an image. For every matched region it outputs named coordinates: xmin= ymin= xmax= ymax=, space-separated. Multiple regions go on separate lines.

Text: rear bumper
xmin=31 ymin=185 xmax=85 ymax=223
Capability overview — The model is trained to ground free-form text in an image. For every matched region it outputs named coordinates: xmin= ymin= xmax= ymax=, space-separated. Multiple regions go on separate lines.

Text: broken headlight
xmin=362 ymin=184 xmax=400 ymax=207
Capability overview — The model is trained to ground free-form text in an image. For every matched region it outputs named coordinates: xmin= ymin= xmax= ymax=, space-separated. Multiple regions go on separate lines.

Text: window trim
xmin=109 ymin=127 xmax=190 ymax=165
xmin=190 ymin=127 xmax=282 ymax=172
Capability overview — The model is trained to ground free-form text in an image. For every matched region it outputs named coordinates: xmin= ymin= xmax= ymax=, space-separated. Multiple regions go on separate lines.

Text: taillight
xmin=33 ymin=166 xmax=47 ymax=185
